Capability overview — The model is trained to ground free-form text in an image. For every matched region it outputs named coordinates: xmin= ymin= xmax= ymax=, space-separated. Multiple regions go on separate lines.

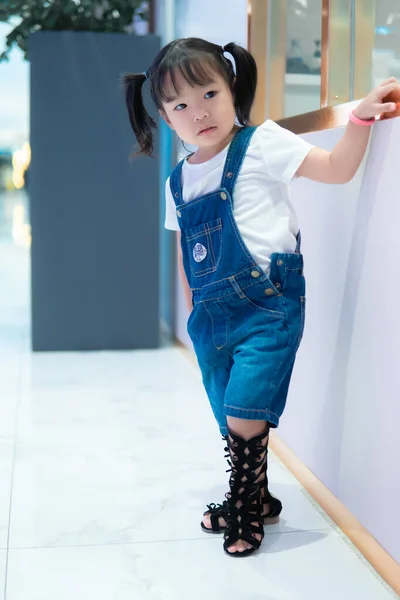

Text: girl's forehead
xmin=162 ymin=70 xmax=192 ymax=99
xmin=161 ymin=61 xmax=223 ymax=102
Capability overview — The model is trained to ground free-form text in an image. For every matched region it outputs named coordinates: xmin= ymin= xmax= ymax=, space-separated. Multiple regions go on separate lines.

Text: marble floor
xmin=0 ymin=192 xmax=398 ymax=599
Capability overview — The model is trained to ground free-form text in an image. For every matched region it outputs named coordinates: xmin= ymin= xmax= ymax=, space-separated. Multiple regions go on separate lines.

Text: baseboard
xmin=269 ymin=432 xmax=400 ymax=596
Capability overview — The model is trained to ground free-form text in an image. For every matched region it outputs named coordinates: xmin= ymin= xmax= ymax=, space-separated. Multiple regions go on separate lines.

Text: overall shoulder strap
xmin=169 ymin=159 xmax=185 ymax=206
xmin=221 ymin=126 xmax=257 ymax=195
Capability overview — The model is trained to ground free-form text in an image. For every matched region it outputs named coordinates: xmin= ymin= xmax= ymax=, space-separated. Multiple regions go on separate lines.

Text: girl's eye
xmin=205 ymin=91 xmax=216 ymax=99
xmin=175 ymin=103 xmax=186 ymax=111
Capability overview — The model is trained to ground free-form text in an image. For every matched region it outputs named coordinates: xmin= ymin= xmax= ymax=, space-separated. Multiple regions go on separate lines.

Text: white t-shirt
xmin=164 ymin=120 xmax=314 ymax=273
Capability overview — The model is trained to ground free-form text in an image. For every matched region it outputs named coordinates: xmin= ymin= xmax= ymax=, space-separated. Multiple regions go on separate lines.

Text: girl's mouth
xmin=198 ymin=126 xmax=217 ymax=135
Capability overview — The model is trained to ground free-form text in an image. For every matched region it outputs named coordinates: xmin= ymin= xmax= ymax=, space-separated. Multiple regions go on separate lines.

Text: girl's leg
xmin=201 ymin=416 xmax=281 ymax=533
xmin=219 ymin=416 xmax=270 ymax=556
xmin=224 ymin=417 xmax=268 ymax=554
xmin=228 ymin=416 xmax=266 ymax=440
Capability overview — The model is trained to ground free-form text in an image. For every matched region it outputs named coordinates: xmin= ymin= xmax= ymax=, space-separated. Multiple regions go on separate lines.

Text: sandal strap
xmin=223 ymin=524 xmax=264 ymax=551
xmin=205 ymin=502 xmax=226 ymax=515
xmin=210 ymin=512 xmax=222 ymax=532
xmin=203 ymin=501 xmax=228 ymax=532
xmin=263 ymin=495 xmax=282 ymax=518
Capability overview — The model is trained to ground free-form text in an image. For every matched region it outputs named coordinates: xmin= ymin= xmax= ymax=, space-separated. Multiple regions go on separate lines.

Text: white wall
xmin=285 ymin=118 xmax=400 ymax=563
xmin=280 ymin=126 xmax=367 ymax=497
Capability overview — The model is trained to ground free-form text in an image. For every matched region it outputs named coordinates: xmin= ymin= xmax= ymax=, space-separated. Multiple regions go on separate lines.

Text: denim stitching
xmin=220 ymin=129 xmax=248 ymax=192
xmin=170 ymin=159 xmax=184 ymax=205
xmin=189 ymin=263 xmax=218 ymax=277
xmin=205 ymin=222 xmax=217 ymax=267
xmin=295 ymin=296 xmax=306 ymax=350
xmin=186 ymin=222 xmax=222 ymax=241
xmin=177 ymin=190 xmax=227 ymax=211
xmin=224 ymin=405 xmax=280 ymax=419
xmin=192 ymin=281 xmax=283 ymax=301
xmin=190 ymin=266 xmax=260 ymax=291
xmin=187 ymin=224 xmax=223 ymax=278
xmin=238 ymin=295 xmax=285 ymax=319
xmin=217 ymin=300 xmax=231 ymax=349
xmin=279 ymin=295 xmax=291 ymax=352
xmin=203 ymin=302 xmax=227 ymax=350
xmin=227 ymin=207 xmax=257 ymax=265
xmin=193 ymin=287 xmax=283 ymax=304
xmin=227 ymin=275 xmax=284 ymax=316
xmin=221 ymin=127 xmax=256 ymax=195
xmin=228 ymin=276 xmax=246 ymax=299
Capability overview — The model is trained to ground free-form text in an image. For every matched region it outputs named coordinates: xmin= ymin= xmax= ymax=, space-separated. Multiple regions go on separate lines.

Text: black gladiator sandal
xmin=201 ymin=432 xmax=282 ymax=534
xmin=223 ymin=427 xmax=270 ymax=557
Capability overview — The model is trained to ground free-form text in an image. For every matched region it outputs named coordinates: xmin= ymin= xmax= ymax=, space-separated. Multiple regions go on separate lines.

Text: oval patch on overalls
xmin=193 ymin=243 xmax=208 ymax=262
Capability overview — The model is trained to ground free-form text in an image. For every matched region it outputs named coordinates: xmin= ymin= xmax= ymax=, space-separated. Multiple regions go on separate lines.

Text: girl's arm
xmin=177 ymin=232 xmax=193 ymax=313
xmin=297 ymin=78 xmax=398 ymax=184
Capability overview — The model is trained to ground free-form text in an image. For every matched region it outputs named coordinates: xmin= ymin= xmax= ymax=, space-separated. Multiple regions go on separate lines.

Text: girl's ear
xmin=159 ymin=109 xmax=175 ymax=130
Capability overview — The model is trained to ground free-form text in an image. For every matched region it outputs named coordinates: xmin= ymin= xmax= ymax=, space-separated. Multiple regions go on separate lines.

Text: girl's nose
xmin=194 ymin=109 xmax=210 ymax=122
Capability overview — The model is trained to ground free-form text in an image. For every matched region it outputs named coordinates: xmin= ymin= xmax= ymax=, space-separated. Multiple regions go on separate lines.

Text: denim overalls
xmin=171 ymin=126 xmax=306 ymax=436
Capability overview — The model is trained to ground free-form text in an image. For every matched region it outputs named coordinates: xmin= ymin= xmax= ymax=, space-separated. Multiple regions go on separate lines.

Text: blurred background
xmin=0 ymin=19 xmax=30 ymax=246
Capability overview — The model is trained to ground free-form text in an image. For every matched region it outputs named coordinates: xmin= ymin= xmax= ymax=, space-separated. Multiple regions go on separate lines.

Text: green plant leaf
xmin=0 ymin=0 xmax=148 ymax=62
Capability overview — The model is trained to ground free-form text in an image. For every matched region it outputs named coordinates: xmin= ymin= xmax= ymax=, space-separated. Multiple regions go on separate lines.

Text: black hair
xmin=122 ymin=37 xmax=257 ymax=157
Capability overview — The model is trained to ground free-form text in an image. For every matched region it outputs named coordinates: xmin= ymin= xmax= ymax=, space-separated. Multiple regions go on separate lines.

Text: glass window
xmin=285 ymin=0 xmax=323 ymax=117
xmin=373 ymin=1 xmax=400 ymax=85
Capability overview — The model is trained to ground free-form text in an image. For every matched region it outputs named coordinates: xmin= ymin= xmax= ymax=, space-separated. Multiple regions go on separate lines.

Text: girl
xmin=123 ymin=38 xmax=397 ymax=558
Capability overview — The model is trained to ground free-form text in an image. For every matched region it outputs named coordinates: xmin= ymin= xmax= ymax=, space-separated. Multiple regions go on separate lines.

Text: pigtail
xmin=122 ymin=73 xmax=156 ymax=157
xmin=223 ymin=42 xmax=257 ymax=126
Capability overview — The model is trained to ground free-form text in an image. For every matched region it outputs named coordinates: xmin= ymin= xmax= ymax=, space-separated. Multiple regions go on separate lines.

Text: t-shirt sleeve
xmin=257 ymin=120 xmax=314 ymax=183
xmin=164 ymin=177 xmax=180 ymax=231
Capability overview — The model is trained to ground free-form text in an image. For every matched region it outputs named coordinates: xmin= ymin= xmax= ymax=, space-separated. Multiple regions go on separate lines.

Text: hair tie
xmin=221 ymin=46 xmax=235 ymax=74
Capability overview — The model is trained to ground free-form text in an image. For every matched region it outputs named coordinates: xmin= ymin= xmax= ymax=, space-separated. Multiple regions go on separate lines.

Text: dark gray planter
xmin=29 ymin=31 xmax=160 ymax=351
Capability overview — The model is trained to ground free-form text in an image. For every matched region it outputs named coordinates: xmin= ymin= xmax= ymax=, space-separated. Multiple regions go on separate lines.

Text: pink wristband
xmin=349 ymin=110 xmax=375 ymax=126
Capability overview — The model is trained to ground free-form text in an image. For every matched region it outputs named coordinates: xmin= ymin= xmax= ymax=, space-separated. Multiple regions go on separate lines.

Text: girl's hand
xmin=353 ymin=77 xmax=399 ymax=121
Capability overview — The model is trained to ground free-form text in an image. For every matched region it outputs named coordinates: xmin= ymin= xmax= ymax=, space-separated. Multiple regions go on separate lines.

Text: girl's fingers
xmin=380 ymin=76 xmax=397 ymax=86
xmin=380 ymin=101 xmax=398 ymax=113
xmin=377 ymin=82 xmax=398 ymax=98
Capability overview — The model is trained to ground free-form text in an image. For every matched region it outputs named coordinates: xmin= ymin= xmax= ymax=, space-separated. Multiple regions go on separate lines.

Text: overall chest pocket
xmin=185 ymin=218 xmax=223 ymax=277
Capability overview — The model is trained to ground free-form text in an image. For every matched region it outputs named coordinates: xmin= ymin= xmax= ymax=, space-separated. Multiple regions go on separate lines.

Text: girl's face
xmin=160 ymin=68 xmax=236 ymax=152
